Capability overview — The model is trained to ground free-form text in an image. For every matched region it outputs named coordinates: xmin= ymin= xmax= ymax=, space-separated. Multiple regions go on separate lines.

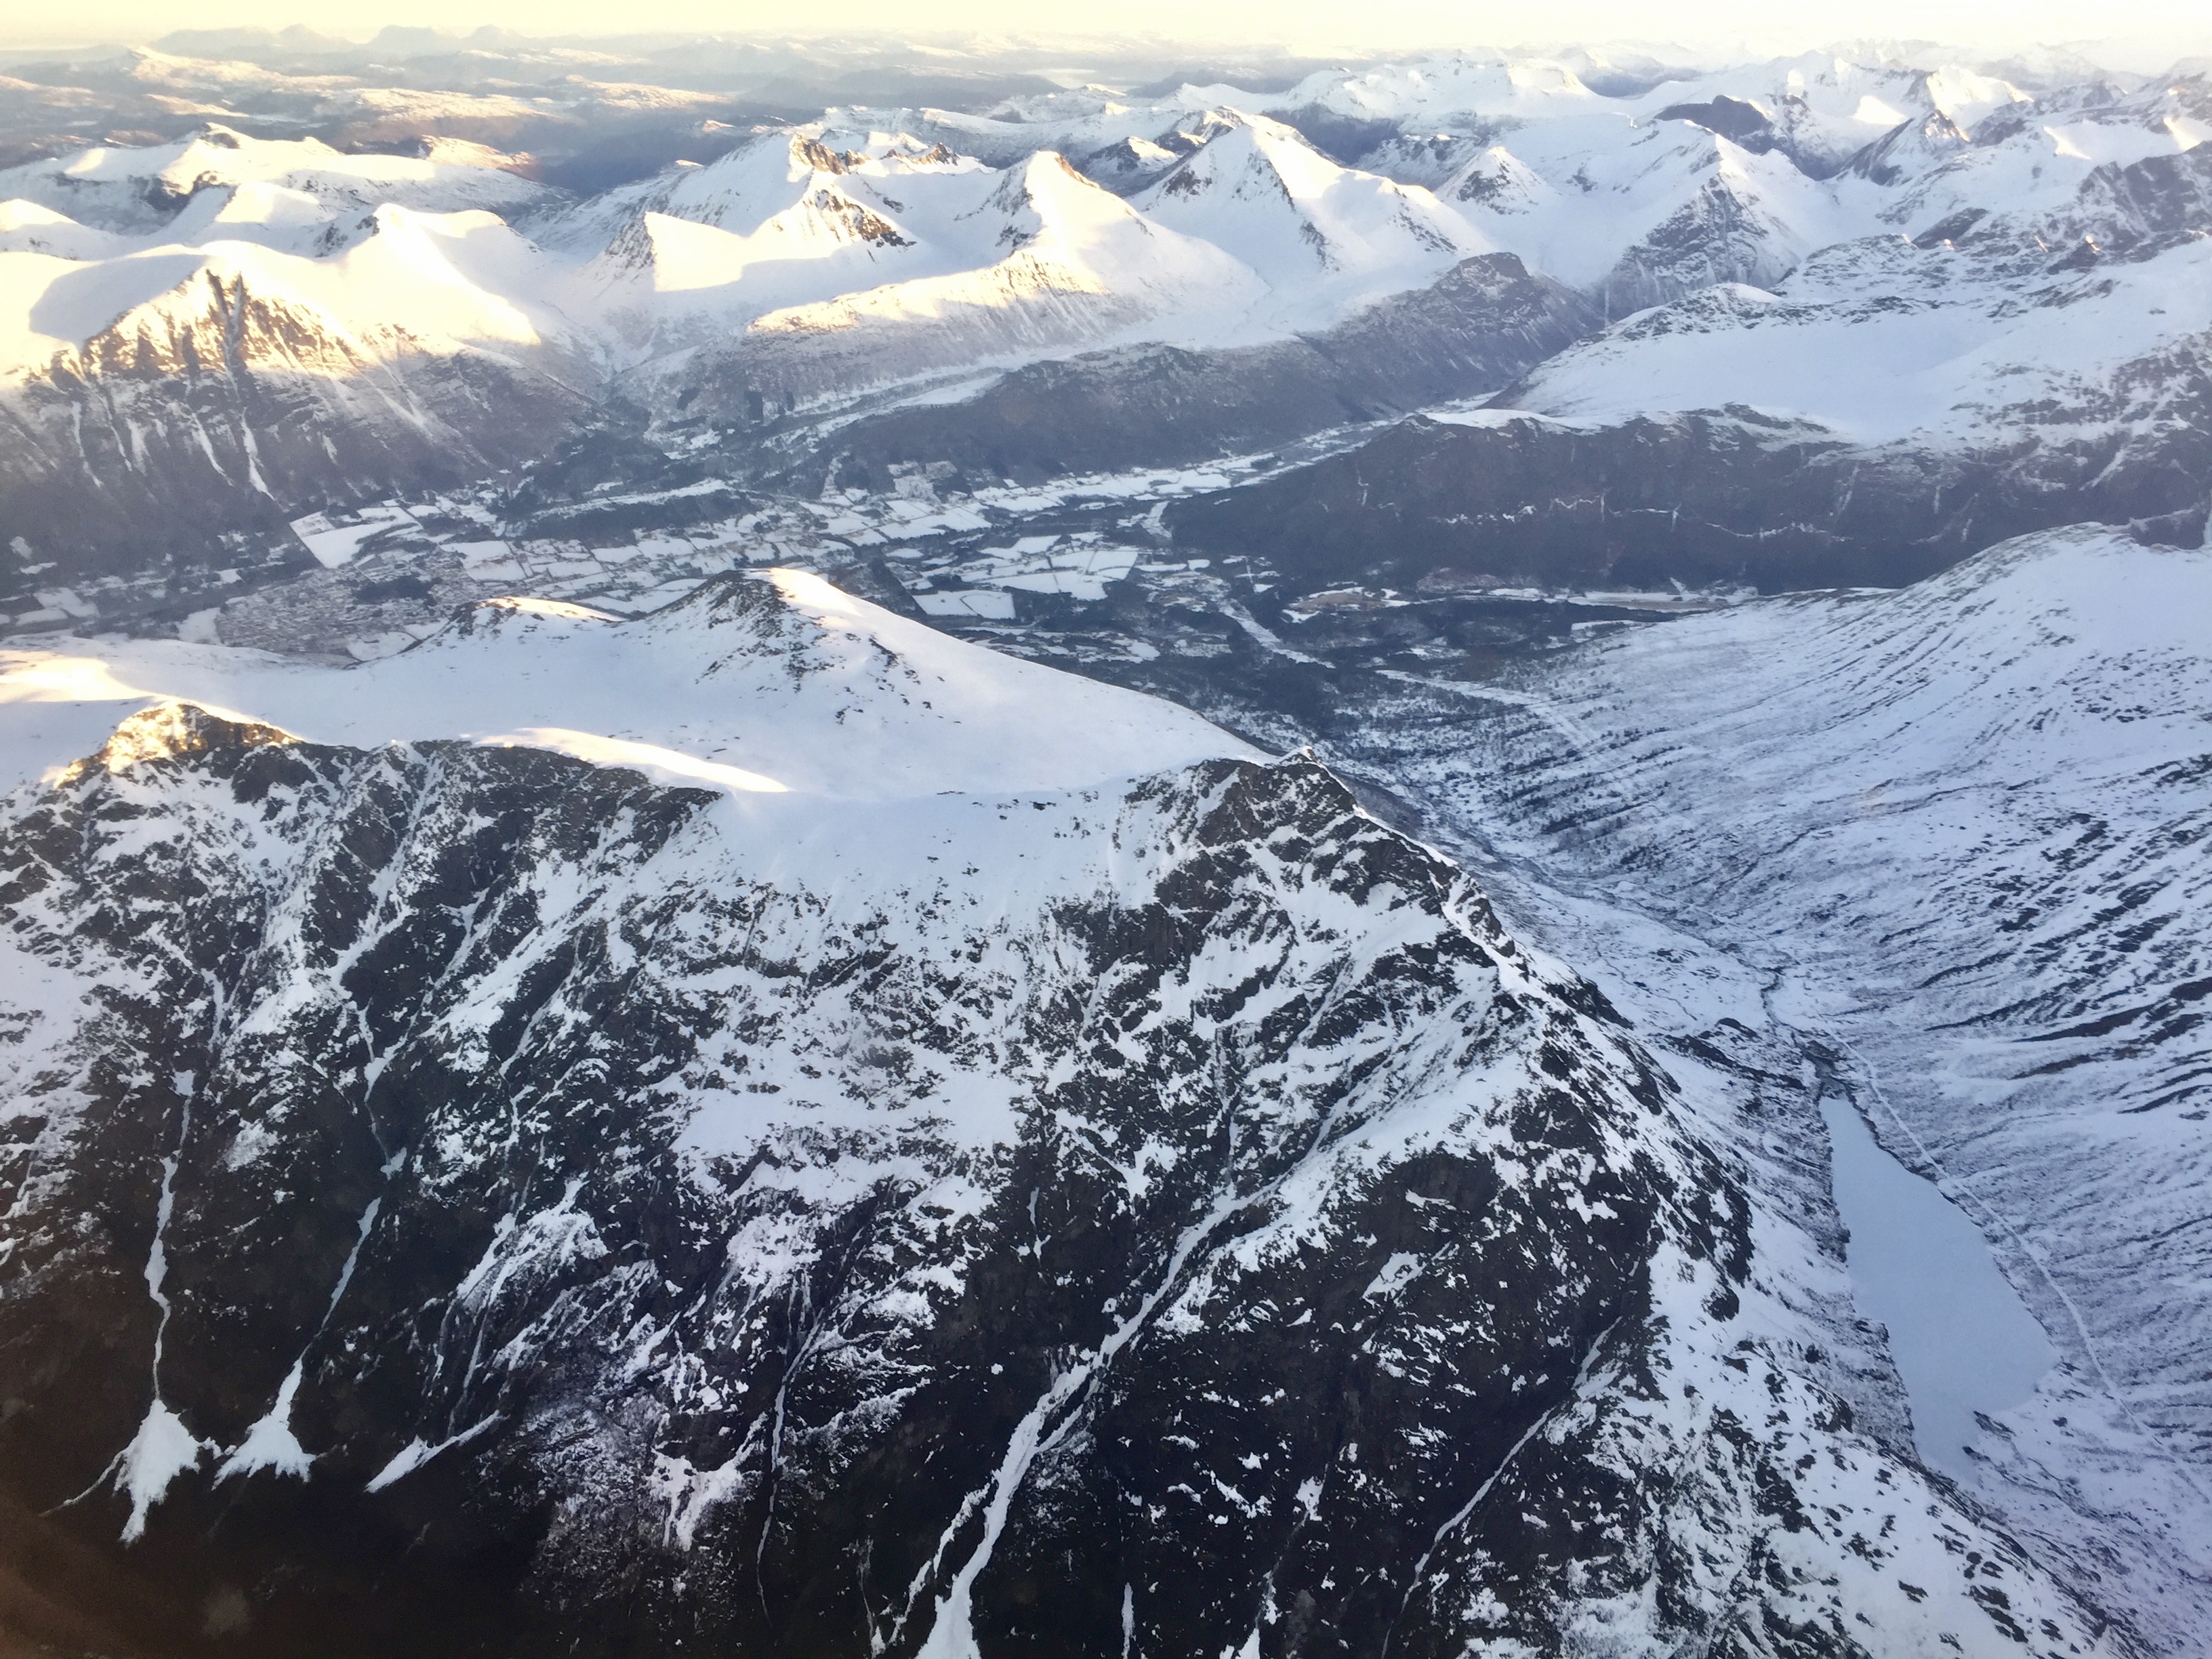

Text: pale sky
xmin=5 ymin=1 xmax=2211 ymax=68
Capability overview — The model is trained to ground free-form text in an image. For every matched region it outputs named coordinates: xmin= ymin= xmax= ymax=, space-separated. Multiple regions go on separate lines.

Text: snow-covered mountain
xmin=1129 ymin=113 xmax=1488 ymax=319
xmin=0 ymin=175 xmax=593 ymax=577
xmin=1504 ymin=228 xmax=2211 ymax=449
xmin=5 ymin=47 xmax=2207 ymax=598
xmin=0 ymin=570 xmax=2145 ymax=1657
xmin=0 ymin=112 xmax=1530 ymax=578
xmin=0 ymin=123 xmax=560 ymax=234
xmin=0 ymin=569 xmax=1250 ymax=796
xmin=1162 ymin=64 xmax=2212 ymax=596
xmin=613 ymin=140 xmax=1275 ymax=411
xmin=547 ymin=132 xmax=997 ymax=334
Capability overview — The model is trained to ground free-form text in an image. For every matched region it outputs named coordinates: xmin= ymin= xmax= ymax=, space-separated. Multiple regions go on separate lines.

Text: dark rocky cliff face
xmin=0 ymin=703 xmax=2121 ymax=1658
xmin=0 ymin=268 xmax=592 ymax=583
xmin=698 ymin=254 xmax=1601 ymax=492
xmin=1162 ymin=405 xmax=2211 ymax=596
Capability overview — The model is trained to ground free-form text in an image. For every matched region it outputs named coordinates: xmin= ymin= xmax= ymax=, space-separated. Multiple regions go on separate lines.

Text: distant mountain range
xmin=0 ymin=41 xmax=2206 ymax=616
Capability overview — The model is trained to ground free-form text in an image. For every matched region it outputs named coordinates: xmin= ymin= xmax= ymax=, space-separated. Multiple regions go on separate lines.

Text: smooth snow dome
xmin=0 ymin=570 xmax=1256 ymax=800
xmin=1821 ymin=1096 xmax=2057 ymax=1481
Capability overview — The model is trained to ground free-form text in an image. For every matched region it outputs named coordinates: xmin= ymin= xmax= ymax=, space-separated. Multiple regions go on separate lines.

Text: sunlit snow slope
xmin=0 ymin=569 xmax=1255 ymax=798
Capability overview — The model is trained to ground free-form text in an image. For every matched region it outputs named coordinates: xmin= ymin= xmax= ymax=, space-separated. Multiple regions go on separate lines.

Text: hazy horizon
xmin=3 ymin=9 xmax=2210 ymax=73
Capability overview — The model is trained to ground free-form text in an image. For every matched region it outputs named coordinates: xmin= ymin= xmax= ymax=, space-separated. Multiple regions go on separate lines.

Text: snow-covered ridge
xmin=0 ymin=123 xmax=556 ymax=237
xmin=3 ymin=55 xmax=2181 ymax=393
xmin=0 ymin=199 xmax=574 ymax=381
xmin=1130 ymin=112 xmax=1488 ymax=319
xmin=0 ymin=114 xmax=1507 ymax=493
xmin=1499 ymin=225 xmax=2212 ymax=447
xmin=0 ymin=115 xmax=1488 ymax=399
xmin=0 ymin=125 xmax=580 ymax=384
xmin=3 ymin=54 xmax=2207 ymax=573
xmin=0 ymin=569 xmax=1255 ymax=800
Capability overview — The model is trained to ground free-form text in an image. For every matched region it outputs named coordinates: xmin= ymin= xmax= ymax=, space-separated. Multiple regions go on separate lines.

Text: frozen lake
xmin=1820 ymin=1094 xmax=2058 ymax=1481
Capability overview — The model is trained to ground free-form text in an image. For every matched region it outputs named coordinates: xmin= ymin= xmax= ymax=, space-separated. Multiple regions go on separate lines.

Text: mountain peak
xmin=64 ymin=700 xmax=299 ymax=783
xmin=1134 ymin=112 xmax=1486 ymax=306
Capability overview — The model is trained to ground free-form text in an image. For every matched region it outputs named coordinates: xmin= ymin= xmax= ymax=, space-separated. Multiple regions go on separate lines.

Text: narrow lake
xmin=1820 ymin=1094 xmax=2057 ymax=1481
